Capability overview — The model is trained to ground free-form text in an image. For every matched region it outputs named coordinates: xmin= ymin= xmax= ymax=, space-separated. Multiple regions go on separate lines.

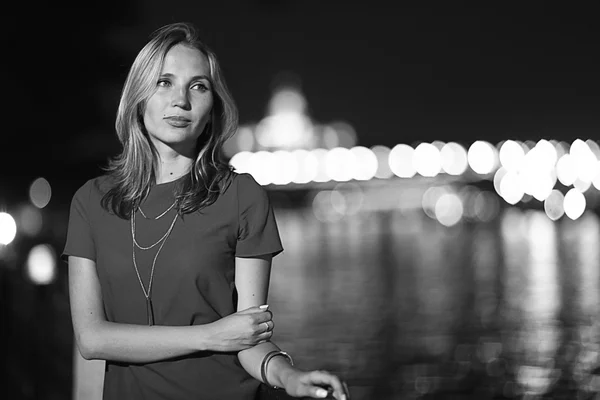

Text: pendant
xmin=146 ymin=297 xmax=155 ymax=326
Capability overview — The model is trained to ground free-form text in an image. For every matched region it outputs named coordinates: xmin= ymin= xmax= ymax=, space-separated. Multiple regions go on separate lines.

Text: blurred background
xmin=2 ymin=1 xmax=600 ymax=399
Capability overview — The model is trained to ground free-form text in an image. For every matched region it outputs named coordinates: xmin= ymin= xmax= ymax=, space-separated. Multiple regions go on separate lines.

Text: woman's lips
xmin=164 ymin=117 xmax=191 ymax=127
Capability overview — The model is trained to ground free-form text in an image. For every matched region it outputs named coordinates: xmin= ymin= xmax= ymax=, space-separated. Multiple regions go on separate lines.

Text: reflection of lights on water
xmin=440 ymin=142 xmax=468 ymax=176
xmin=517 ymin=365 xmax=558 ymax=396
xmin=0 ymin=212 xmax=17 ymax=245
xmin=473 ymin=191 xmax=500 ymax=222
xmin=543 ymin=190 xmax=565 ymax=221
xmin=26 ymin=244 xmax=56 ymax=285
xmin=312 ymin=190 xmax=342 ymax=222
xmin=370 ymin=145 xmax=393 ymax=179
xmin=468 ymin=141 xmax=497 ymax=175
xmin=414 ymin=143 xmax=441 ymax=177
xmin=434 ymin=193 xmax=463 ymax=227
xmin=312 ymin=188 xmax=364 ymax=222
xmin=389 ymin=144 xmax=416 ymax=178
xmin=29 ymin=177 xmax=52 ymax=209
xmin=422 ymin=186 xmax=449 ymax=219
xmin=577 ymin=214 xmax=600 ymax=317
xmin=564 ymin=189 xmax=586 ymax=220
xmin=333 ymin=183 xmax=364 ymax=216
xmin=527 ymin=212 xmax=559 ymax=318
xmin=499 ymin=140 xmax=525 ymax=172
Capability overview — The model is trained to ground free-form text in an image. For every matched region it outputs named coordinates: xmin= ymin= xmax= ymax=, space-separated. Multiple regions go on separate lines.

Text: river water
xmin=269 ymin=201 xmax=600 ymax=399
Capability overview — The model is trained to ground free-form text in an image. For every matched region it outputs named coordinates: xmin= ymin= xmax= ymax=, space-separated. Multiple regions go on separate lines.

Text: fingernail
xmin=316 ymin=388 xmax=328 ymax=398
xmin=259 ymin=305 xmax=269 ymax=310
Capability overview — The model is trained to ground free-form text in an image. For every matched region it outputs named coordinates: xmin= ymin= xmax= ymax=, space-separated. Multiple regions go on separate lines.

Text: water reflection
xmin=270 ymin=205 xmax=600 ymax=399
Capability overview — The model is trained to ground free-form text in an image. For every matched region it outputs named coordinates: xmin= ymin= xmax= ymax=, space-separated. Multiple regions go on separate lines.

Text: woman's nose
xmin=171 ymin=89 xmax=191 ymax=109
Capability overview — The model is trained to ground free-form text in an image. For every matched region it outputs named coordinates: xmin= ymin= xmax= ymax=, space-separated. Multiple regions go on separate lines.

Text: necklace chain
xmin=133 ymin=201 xmax=177 ymax=250
xmin=139 ymin=201 xmax=177 ymax=220
xmin=130 ymin=209 xmax=178 ymax=325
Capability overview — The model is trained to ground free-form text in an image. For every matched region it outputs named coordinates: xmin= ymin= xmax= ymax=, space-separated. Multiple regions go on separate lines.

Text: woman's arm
xmin=68 ymin=256 xmax=271 ymax=363
xmin=235 ymin=255 xmax=349 ymax=400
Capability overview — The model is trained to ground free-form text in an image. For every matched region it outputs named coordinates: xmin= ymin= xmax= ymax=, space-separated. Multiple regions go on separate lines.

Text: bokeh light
xmin=468 ymin=141 xmax=498 ymax=175
xmin=389 ymin=144 xmax=416 ymax=178
xmin=499 ymin=140 xmax=525 ymax=172
xmin=440 ymin=142 xmax=469 ymax=176
xmin=434 ymin=193 xmax=463 ymax=227
xmin=29 ymin=177 xmax=52 ymax=209
xmin=413 ymin=143 xmax=442 ymax=177
xmin=15 ymin=204 xmax=43 ymax=237
xmin=371 ymin=145 xmax=393 ymax=179
xmin=350 ymin=146 xmax=378 ymax=181
xmin=0 ymin=212 xmax=17 ymax=245
xmin=544 ymin=190 xmax=565 ymax=221
xmin=26 ymin=244 xmax=56 ymax=285
xmin=563 ymin=188 xmax=586 ymax=220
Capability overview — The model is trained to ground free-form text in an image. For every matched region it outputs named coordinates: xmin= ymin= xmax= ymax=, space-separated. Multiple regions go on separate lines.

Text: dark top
xmin=62 ymin=172 xmax=283 ymax=400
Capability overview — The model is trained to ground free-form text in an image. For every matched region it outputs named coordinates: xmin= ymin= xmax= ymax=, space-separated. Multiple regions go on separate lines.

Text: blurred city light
xmin=0 ymin=212 xmax=17 ymax=245
xmin=564 ymin=188 xmax=586 ymax=220
xmin=544 ymin=190 xmax=565 ymax=221
xmin=15 ymin=204 xmax=43 ymax=237
xmin=370 ymin=145 xmax=394 ymax=179
xmin=389 ymin=144 xmax=416 ymax=178
xmin=29 ymin=177 xmax=52 ymax=209
xmin=413 ymin=142 xmax=442 ymax=177
xmin=440 ymin=142 xmax=468 ymax=176
xmin=499 ymin=140 xmax=525 ymax=172
xmin=434 ymin=192 xmax=463 ymax=227
xmin=26 ymin=244 xmax=57 ymax=285
xmin=349 ymin=146 xmax=378 ymax=181
xmin=468 ymin=141 xmax=498 ymax=175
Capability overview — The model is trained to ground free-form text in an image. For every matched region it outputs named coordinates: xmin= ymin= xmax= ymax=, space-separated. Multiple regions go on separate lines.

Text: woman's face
xmin=143 ymin=44 xmax=214 ymax=155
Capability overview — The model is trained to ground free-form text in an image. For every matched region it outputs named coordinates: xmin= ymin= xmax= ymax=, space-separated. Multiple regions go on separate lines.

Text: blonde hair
xmin=101 ymin=22 xmax=237 ymax=218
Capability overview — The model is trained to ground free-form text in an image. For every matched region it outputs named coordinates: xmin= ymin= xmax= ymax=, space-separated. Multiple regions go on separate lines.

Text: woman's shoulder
xmin=71 ymin=174 xmax=114 ymax=202
xmin=229 ymin=172 xmax=271 ymax=203
xmin=231 ymin=172 xmax=262 ymax=191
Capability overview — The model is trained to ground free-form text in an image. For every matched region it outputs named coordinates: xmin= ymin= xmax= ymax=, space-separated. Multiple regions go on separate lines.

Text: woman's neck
xmin=155 ymin=155 xmax=193 ymax=184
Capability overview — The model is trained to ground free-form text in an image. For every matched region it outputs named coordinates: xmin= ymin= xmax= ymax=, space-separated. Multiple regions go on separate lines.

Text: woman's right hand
xmin=204 ymin=305 xmax=274 ymax=352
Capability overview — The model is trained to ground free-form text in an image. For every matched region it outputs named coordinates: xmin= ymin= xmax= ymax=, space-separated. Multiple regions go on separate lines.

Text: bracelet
xmin=260 ymin=350 xmax=294 ymax=389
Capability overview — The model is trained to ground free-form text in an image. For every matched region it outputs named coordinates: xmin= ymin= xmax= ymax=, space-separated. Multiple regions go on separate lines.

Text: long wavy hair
xmin=101 ymin=22 xmax=238 ymax=219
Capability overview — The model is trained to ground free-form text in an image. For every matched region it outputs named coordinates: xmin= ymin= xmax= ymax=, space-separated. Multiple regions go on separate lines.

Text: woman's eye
xmin=157 ymin=80 xmax=170 ymax=87
xmin=192 ymin=82 xmax=209 ymax=91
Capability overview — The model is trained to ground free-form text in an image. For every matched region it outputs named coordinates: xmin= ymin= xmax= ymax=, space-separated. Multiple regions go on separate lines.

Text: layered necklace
xmin=130 ymin=199 xmax=178 ymax=326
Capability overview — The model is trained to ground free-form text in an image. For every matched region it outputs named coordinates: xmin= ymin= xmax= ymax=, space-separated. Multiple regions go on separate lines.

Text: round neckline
xmin=154 ymin=174 xmax=187 ymax=187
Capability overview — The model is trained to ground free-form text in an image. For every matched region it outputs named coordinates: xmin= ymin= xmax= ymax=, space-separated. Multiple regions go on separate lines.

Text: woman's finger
xmin=305 ymin=370 xmax=346 ymax=399
xmin=305 ymin=385 xmax=333 ymax=399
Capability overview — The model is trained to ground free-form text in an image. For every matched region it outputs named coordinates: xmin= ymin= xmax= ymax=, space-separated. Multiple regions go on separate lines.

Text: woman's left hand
xmin=283 ymin=369 xmax=349 ymax=400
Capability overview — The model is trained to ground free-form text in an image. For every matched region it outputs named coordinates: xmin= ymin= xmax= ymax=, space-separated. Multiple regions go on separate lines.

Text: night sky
xmin=3 ymin=1 xmax=600 ymax=193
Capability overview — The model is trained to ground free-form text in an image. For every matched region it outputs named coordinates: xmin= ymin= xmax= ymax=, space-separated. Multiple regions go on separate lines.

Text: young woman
xmin=63 ymin=22 xmax=349 ymax=400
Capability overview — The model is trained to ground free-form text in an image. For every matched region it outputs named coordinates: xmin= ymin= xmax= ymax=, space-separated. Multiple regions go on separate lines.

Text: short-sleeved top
xmin=62 ymin=172 xmax=283 ymax=400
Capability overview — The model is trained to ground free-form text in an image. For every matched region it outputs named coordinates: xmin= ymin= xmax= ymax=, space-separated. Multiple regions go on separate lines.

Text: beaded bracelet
xmin=260 ymin=350 xmax=294 ymax=389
